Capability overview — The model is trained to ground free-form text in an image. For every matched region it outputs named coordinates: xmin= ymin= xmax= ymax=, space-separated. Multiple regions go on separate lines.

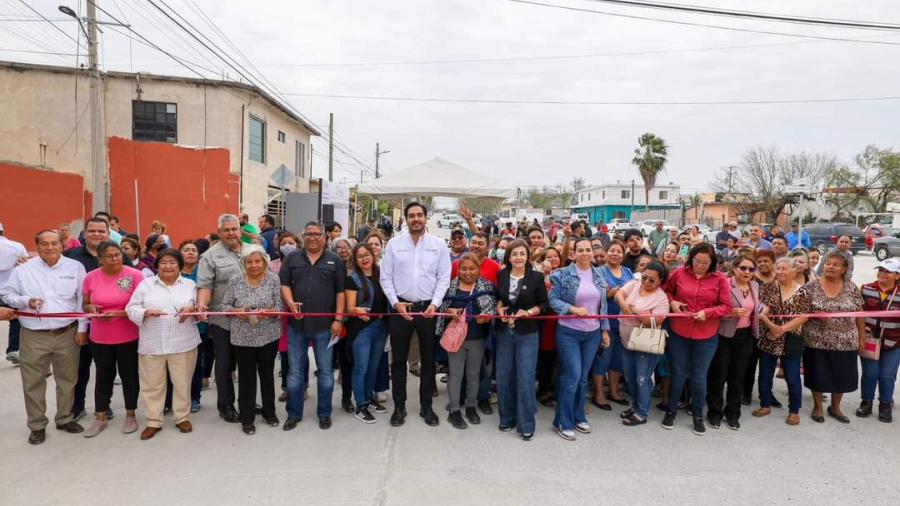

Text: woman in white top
xmin=615 ymin=262 xmax=670 ymax=426
xmin=126 ymin=248 xmax=201 ymax=441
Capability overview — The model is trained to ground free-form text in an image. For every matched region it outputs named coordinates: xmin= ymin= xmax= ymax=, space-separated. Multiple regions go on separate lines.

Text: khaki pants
xmin=19 ymin=325 xmax=80 ymax=431
xmin=139 ymin=348 xmax=197 ymax=428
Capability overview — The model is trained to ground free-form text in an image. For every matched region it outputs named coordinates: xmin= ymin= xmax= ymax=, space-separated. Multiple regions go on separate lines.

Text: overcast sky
xmin=9 ymin=0 xmax=900 ymax=193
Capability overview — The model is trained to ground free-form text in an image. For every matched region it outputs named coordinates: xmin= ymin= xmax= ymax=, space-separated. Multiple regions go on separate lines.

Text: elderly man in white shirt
xmin=0 ymin=222 xmax=28 ymax=364
xmin=0 ymin=229 xmax=87 ymax=445
xmin=380 ymin=202 xmax=451 ymax=428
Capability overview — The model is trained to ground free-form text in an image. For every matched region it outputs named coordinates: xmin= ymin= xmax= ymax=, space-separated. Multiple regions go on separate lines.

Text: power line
xmin=507 ymin=0 xmax=900 ymax=46
xmin=15 ymin=0 xmax=86 ymax=50
xmin=580 ymin=0 xmax=900 ymax=30
xmin=0 ymin=47 xmax=77 ymax=56
xmin=281 ymin=92 xmax=900 ymax=106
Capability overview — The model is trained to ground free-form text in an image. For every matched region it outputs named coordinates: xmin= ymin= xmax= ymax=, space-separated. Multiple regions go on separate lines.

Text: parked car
xmin=873 ymin=231 xmax=900 ymax=260
xmin=865 ymin=224 xmax=899 ymax=250
xmin=570 ymin=213 xmax=590 ymax=223
xmin=681 ymin=224 xmax=717 ymax=243
xmin=638 ymin=220 xmax=676 ymax=236
xmin=804 ymin=222 xmax=866 ymax=255
xmin=607 ymin=219 xmax=633 ymax=233
xmin=436 ymin=213 xmax=461 ymax=228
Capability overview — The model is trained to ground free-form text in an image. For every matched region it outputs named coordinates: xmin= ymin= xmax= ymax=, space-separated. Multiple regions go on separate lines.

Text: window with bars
xmin=295 ymin=141 xmax=306 ymax=178
xmin=249 ymin=116 xmax=266 ymax=163
xmin=132 ymin=101 xmax=177 ymax=142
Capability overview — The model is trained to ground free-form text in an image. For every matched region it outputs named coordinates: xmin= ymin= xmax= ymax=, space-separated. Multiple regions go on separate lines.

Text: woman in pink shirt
xmin=616 ymin=262 xmax=671 ymax=426
xmin=81 ymin=241 xmax=144 ymax=438
xmin=661 ymin=243 xmax=731 ymax=435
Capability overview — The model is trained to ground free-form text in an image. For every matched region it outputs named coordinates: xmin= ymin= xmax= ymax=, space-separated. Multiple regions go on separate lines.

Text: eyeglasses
xmin=356 ymin=254 xmax=373 ymax=261
xmin=592 ymin=245 xmax=603 ymax=250
xmin=303 ymin=232 xmax=323 ymax=238
xmin=737 ymin=265 xmax=756 ymax=273
xmin=640 ymin=277 xmax=659 ymax=283
xmin=102 ymin=253 xmax=122 ymax=260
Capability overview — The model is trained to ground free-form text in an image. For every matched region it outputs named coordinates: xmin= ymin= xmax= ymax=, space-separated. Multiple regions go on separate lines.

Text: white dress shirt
xmin=126 ymin=275 xmax=201 ymax=355
xmin=0 ymin=255 xmax=87 ymax=332
xmin=380 ymin=231 xmax=451 ymax=308
xmin=0 ymin=236 xmax=27 ymax=289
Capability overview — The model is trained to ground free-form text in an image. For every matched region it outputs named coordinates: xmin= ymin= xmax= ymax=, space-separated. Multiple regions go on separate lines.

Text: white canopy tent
xmin=357 ymin=157 xmax=515 ymax=199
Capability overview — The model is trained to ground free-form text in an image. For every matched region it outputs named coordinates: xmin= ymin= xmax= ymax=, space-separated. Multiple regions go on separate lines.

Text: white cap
xmin=876 ymin=258 xmax=900 ymax=274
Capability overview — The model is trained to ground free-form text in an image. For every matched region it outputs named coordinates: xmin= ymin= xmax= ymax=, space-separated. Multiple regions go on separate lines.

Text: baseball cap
xmin=876 ymin=258 xmax=900 ymax=273
xmin=451 ymin=228 xmax=465 ymax=238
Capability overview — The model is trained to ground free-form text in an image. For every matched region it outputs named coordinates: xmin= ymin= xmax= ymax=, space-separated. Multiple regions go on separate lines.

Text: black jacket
xmin=496 ymin=268 xmax=549 ymax=335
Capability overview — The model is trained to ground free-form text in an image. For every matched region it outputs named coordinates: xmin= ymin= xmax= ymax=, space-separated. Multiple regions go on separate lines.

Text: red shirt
xmin=451 ymin=257 xmax=500 ymax=286
xmin=664 ymin=266 xmax=732 ymax=340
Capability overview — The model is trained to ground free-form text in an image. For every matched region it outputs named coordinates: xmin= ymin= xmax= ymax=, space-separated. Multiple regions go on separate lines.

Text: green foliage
xmin=632 ymin=133 xmax=668 ymax=210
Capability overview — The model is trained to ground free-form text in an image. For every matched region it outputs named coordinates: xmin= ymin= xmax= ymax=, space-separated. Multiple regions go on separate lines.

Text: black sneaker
xmin=620 ymin=408 xmax=635 ymax=419
xmin=420 ymin=406 xmax=440 ymax=426
xmin=242 ymin=423 xmax=256 ymax=435
xmin=661 ymin=412 xmax=675 ymax=430
xmin=707 ymin=416 xmax=722 ymax=430
xmin=465 ymin=407 xmax=481 ymax=425
xmin=770 ymin=396 xmax=783 ymax=409
xmin=355 ymin=406 xmax=376 ymax=424
xmin=477 ymin=400 xmax=493 ymax=415
xmin=856 ymin=400 xmax=873 ymax=418
xmin=282 ymin=417 xmax=301 ymax=431
xmin=390 ymin=407 xmax=407 ymax=427
xmin=878 ymin=402 xmax=892 ymax=423
xmin=342 ymin=398 xmax=354 ymax=414
xmin=520 ymin=432 xmax=534 ymax=441
xmin=370 ymin=401 xmax=388 ymax=414
xmin=692 ymin=417 xmax=706 ymax=436
xmin=264 ymin=416 xmax=280 ymax=427
xmin=318 ymin=417 xmax=332 ymax=430
xmin=726 ymin=418 xmax=741 ymax=431
xmin=448 ymin=410 xmax=468 ymax=430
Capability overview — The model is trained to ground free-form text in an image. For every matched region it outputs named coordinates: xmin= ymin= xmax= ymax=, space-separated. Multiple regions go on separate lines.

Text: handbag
xmin=440 ymin=309 xmax=468 ymax=353
xmin=626 ymin=317 xmax=667 ymax=355
xmin=860 ymin=288 xmax=896 ymax=360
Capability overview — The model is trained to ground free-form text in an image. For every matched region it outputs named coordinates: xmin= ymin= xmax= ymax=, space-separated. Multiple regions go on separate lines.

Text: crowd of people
xmin=0 ymin=206 xmax=898 ymax=445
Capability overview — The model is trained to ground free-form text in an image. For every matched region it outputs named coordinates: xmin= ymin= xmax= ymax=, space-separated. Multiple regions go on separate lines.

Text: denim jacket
xmin=548 ymin=264 xmax=610 ymax=331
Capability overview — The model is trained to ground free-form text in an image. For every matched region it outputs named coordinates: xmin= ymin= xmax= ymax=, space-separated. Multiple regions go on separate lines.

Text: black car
xmin=804 ymin=222 xmax=867 ymax=254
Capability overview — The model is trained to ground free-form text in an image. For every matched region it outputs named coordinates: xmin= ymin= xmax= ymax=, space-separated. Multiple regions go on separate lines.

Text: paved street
xmin=0 ymin=252 xmax=896 ymax=505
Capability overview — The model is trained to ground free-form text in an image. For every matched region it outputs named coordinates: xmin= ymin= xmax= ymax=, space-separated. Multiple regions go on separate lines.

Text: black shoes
xmin=741 ymin=395 xmax=751 ymax=406
xmin=28 ymin=429 xmax=46 ymax=445
xmin=56 ymin=421 xmax=84 ymax=433
xmin=370 ymin=401 xmax=388 ymax=414
xmin=448 ymin=410 xmax=468 ymax=430
xmin=420 ymin=406 xmax=439 ymax=426
xmin=219 ymin=407 xmax=240 ymax=424
xmin=264 ymin=416 xmax=280 ymax=427
xmin=282 ymin=417 xmax=301 ymax=431
xmin=707 ymin=416 xmax=722 ymax=430
xmin=356 ymin=406 xmax=376 ymax=424
xmin=390 ymin=407 xmax=407 ymax=427
xmin=878 ymin=402 xmax=892 ymax=423
xmin=342 ymin=398 xmax=355 ymax=414
xmin=498 ymin=424 xmax=513 ymax=432
xmin=319 ymin=417 xmax=332 ymax=430
xmin=620 ymin=408 xmax=635 ymax=419
xmin=477 ymin=400 xmax=493 ymax=415
xmin=661 ymin=412 xmax=675 ymax=430
xmin=623 ymin=414 xmax=647 ymax=426
xmin=726 ymin=418 xmax=741 ymax=431
xmin=520 ymin=432 xmax=534 ymax=441
xmin=856 ymin=400 xmax=872 ymax=418
xmin=242 ymin=423 xmax=256 ymax=435
xmin=465 ymin=407 xmax=481 ymax=425
xmin=770 ymin=396 xmax=783 ymax=409
xmin=692 ymin=417 xmax=707 ymax=436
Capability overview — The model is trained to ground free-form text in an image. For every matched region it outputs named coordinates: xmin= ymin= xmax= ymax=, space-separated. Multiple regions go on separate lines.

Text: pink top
xmin=736 ymin=290 xmax=754 ymax=329
xmin=64 ymin=238 xmax=81 ymax=250
xmin=559 ymin=267 xmax=602 ymax=333
xmin=618 ymin=280 xmax=670 ymax=345
xmin=82 ymin=266 xmax=143 ymax=344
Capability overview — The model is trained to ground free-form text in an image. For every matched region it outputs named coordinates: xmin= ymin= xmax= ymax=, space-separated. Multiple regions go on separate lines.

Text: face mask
xmin=280 ymin=244 xmax=297 ymax=257
xmin=495 ymin=249 xmax=506 ymax=263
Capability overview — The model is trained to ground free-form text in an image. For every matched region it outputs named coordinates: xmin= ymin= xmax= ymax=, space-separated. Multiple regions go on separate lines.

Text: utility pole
xmin=726 ymin=165 xmax=736 ymax=194
xmin=328 ymin=113 xmax=334 ymax=182
xmin=630 ymin=179 xmax=635 ymax=218
xmin=87 ymin=1 xmax=104 ymax=213
xmin=375 ymin=142 xmax=390 ymax=179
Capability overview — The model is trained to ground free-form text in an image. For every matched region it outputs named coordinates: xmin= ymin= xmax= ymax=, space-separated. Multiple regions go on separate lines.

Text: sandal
xmin=622 ymin=414 xmax=647 ymax=426
xmin=786 ymin=413 xmax=800 ymax=426
xmin=609 ymin=396 xmax=630 ymax=406
xmin=591 ymin=399 xmax=612 ymax=411
xmin=752 ymin=407 xmax=771 ymax=418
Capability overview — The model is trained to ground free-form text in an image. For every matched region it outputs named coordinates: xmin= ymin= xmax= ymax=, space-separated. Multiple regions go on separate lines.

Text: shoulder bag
xmin=626 ymin=316 xmax=668 ymax=355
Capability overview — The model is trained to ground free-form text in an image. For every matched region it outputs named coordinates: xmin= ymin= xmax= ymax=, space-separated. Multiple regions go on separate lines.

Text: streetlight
xmin=58 ymin=5 xmax=89 ymax=39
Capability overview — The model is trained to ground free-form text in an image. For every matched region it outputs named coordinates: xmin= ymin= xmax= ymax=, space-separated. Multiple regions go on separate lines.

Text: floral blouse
xmin=758 ymin=281 xmax=811 ymax=357
xmin=221 ymin=271 xmax=284 ymax=347
xmin=801 ymin=279 xmax=863 ymax=352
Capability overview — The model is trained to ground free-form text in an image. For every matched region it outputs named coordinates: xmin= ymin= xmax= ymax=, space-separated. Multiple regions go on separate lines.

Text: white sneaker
xmin=575 ymin=422 xmax=592 ymax=434
xmin=555 ymin=427 xmax=576 ymax=441
xmin=5 ymin=351 xmax=19 ymax=365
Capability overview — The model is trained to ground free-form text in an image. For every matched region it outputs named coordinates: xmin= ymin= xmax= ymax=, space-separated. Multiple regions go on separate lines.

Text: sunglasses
xmin=737 ymin=266 xmax=756 ymax=273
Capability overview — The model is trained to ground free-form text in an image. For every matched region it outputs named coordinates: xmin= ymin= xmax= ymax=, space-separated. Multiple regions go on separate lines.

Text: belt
xmin=43 ymin=322 xmax=77 ymax=335
xmin=398 ymin=298 xmax=431 ymax=310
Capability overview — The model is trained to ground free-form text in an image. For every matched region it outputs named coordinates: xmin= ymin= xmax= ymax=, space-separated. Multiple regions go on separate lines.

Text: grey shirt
xmin=196 ymin=241 xmax=246 ymax=330
xmin=220 ymin=271 xmax=283 ymax=347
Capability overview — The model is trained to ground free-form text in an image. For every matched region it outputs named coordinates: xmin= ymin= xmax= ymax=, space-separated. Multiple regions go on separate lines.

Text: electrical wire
xmin=579 ymin=0 xmax=900 ymax=30
xmin=15 ymin=0 xmax=87 ymax=50
xmin=507 ymin=0 xmax=900 ymax=46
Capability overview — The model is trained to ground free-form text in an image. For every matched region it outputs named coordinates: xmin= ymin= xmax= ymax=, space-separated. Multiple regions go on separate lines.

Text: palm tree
xmin=632 ymin=133 xmax=669 ymax=211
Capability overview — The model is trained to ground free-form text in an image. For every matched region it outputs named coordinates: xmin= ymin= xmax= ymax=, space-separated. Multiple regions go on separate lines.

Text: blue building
xmin=572 ymin=182 xmax=681 ymax=225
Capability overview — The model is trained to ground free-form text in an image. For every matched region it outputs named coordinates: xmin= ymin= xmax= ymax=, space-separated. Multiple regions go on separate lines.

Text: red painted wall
xmin=0 ymin=163 xmax=86 ymax=245
xmin=108 ymin=137 xmax=239 ymax=245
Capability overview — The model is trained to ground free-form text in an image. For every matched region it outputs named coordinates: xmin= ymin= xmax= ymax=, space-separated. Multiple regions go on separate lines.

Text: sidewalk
xmin=0 ymin=315 xmax=897 ymax=505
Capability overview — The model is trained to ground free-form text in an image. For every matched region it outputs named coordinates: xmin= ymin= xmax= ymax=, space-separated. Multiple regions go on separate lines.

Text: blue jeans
xmin=495 ymin=328 xmax=539 ymax=434
xmin=287 ymin=327 xmax=333 ymax=420
xmin=352 ymin=320 xmax=388 ymax=407
xmin=621 ymin=349 xmax=660 ymax=419
xmin=666 ymin=332 xmax=718 ymax=418
xmin=861 ymin=347 xmax=900 ymax=403
xmin=592 ymin=328 xmax=623 ymax=376
xmin=553 ymin=325 xmax=602 ymax=431
xmin=758 ymin=351 xmax=801 ymax=413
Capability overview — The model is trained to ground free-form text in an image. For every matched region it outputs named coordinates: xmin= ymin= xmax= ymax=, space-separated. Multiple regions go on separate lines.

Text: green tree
xmin=632 ymin=133 xmax=668 ymax=210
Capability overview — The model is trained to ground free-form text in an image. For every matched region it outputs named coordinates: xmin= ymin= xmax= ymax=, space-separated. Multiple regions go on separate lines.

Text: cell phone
xmin=679 ymin=245 xmax=689 ymax=257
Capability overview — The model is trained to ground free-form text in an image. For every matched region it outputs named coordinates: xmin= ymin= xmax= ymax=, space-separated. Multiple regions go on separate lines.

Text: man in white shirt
xmin=380 ymin=202 xmax=451 ymax=427
xmin=0 ymin=229 xmax=88 ymax=445
xmin=0 ymin=222 xmax=28 ymax=364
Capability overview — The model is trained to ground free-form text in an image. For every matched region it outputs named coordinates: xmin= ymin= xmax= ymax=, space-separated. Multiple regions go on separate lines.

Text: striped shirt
xmin=126 ymin=275 xmax=201 ymax=355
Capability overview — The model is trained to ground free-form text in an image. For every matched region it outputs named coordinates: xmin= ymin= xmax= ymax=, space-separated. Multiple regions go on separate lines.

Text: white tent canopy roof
xmin=357 ymin=157 xmax=515 ymax=198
